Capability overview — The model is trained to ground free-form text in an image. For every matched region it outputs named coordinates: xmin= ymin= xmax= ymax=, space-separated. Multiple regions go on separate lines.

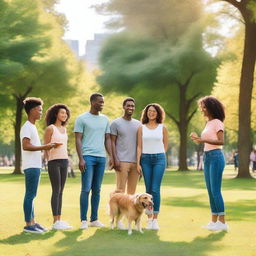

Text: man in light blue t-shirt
xmin=74 ymin=93 xmax=113 ymax=229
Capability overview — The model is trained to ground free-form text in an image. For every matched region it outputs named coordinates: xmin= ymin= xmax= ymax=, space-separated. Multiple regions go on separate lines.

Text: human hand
xmin=79 ymin=158 xmax=86 ymax=172
xmin=108 ymin=157 xmax=114 ymax=170
xmin=137 ymin=164 xmax=142 ymax=176
xmin=114 ymin=159 xmax=121 ymax=172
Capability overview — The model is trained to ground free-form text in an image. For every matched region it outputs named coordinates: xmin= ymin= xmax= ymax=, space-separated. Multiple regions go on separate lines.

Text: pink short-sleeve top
xmin=201 ymin=119 xmax=224 ymax=152
xmin=48 ymin=125 xmax=68 ymax=161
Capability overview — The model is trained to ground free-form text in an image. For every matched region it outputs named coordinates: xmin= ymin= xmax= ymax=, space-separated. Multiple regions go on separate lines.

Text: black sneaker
xmin=35 ymin=223 xmax=48 ymax=232
xmin=23 ymin=225 xmax=43 ymax=234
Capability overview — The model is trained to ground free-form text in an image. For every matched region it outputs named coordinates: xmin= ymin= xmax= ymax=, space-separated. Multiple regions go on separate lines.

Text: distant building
xmin=65 ymin=39 xmax=79 ymax=58
xmin=83 ymin=33 xmax=111 ymax=70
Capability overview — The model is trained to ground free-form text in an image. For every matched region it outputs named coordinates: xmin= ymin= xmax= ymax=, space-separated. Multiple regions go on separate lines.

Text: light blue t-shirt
xmin=74 ymin=112 xmax=110 ymax=157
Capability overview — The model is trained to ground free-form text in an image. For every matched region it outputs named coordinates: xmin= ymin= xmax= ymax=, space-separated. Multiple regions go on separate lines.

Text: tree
xmin=213 ymin=28 xmax=256 ymax=149
xmin=98 ymin=28 xmax=218 ymax=170
xmin=96 ymin=0 xmax=218 ymax=170
xmin=214 ymin=0 xmax=256 ymax=177
xmin=0 ymin=0 xmax=78 ymax=174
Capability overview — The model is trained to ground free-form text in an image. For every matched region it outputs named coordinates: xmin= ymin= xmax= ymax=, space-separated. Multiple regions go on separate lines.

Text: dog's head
xmin=135 ymin=193 xmax=153 ymax=209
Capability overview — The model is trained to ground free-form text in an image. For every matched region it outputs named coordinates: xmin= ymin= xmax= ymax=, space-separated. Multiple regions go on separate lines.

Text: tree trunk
xmin=236 ymin=22 xmax=256 ymax=178
xmin=178 ymin=86 xmax=188 ymax=170
xmin=13 ymin=96 xmax=24 ymax=174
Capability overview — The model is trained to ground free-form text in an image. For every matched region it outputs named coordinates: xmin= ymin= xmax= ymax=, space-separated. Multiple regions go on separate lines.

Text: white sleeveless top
xmin=142 ymin=124 xmax=165 ymax=154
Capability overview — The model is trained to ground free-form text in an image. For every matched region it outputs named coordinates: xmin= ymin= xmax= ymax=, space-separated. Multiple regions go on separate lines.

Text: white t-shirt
xmin=20 ymin=120 xmax=42 ymax=170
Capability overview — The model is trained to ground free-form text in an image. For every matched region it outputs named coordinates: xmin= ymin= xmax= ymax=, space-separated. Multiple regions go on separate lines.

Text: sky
xmin=55 ymin=1 xmax=238 ymax=57
xmin=55 ymin=0 xmax=110 ymax=55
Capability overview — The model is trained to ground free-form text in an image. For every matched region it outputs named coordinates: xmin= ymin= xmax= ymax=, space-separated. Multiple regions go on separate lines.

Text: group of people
xmin=20 ymin=93 xmax=228 ymax=234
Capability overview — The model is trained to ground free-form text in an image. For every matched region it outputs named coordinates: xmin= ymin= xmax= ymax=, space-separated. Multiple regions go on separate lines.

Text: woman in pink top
xmin=190 ymin=96 xmax=228 ymax=231
xmin=44 ymin=104 xmax=72 ymax=230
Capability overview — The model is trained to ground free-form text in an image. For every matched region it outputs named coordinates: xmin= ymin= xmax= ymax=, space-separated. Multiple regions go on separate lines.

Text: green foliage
xmin=98 ymin=27 xmax=218 ymax=121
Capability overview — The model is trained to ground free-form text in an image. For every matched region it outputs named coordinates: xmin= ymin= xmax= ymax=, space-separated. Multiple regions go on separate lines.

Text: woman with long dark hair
xmin=137 ymin=103 xmax=168 ymax=230
xmin=190 ymin=96 xmax=228 ymax=231
xmin=44 ymin=104 xmax=72 ymax=230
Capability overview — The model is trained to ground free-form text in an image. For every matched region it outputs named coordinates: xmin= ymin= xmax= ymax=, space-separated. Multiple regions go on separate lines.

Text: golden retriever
xmin=109 ymin=192 xmax=153 ymax=235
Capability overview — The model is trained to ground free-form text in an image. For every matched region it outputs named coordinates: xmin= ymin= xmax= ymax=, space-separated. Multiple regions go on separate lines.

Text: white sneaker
xmin=80 ymin=220 xmax=88 ymax=229
xmin=145 ymin=219 xmax=153 ymax=230
xmin=151 ymin=219 xmax=160 ymax=230
xmin=89 ymin=220 xmax=105 ymax=228
xmin=52 ymin=220 xmax=72 ymax=230
xmin=202 ymin=221 xmax=217 ymax=230
xmin=211 ymin=221 xmax=228 ymax=231
xmin=117 ymin=221 xmax=127 ymax=230
xmin=58 ymin=220 xmax=72 ymax=229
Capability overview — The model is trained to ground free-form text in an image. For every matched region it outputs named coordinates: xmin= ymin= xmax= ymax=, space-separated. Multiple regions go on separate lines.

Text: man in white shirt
xmin=20 ymin=97 xmax=59 ymax=233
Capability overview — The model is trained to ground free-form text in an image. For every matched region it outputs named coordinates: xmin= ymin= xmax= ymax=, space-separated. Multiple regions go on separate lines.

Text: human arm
xmin=190 ymin=131 xmax=224 ymax=145
xmin=136 ymin=126 xmax=142 ymax=175
xmin=111 ymin=134 xmax=120 ymax=171
xmin=75 ymin=132 xmax=86 ymax=172
xmin=43 ymin=126 xmax=54 ymax=160
xmin=163 ymin=125 xmax=169 ymax=153
xmin=22 ymin=137 xmax=58 ymax=151
xmin=105 ymin=133 xmax=114 ymax=169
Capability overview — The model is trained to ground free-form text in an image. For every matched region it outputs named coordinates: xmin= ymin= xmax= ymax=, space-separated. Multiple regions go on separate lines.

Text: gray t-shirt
xmin=110 ymin=117 xmax=141 ymax=163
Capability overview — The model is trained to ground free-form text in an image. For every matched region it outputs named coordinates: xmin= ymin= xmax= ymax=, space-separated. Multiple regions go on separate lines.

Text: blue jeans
xmin=80 ymin=155 xmax=106 ymax=221
xmin=141 ymin=153 xmax=166 ymax=213
xmin=204 ymin=149 xmax=225 ymax=216
xmin=23 ymin=168 xmax=41 ymax=222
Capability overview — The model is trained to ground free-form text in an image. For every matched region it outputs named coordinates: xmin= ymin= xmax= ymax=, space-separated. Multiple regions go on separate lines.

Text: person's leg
xmin=23 ymin=168 xmax=41 ymax=225
xmin=90 ymin=157 xmax=106 ymax=222
xmin=58 ymin=159 xmax=68 ymax=217
xmin=151 ymin=154 xmax=166 ymax=219
xmin=115 ymin=162 xmax=128 ymax=193
xmin=203 ymin=154 xmax=218 ymax=222
xmin=127 ymin=163 xmax=140 ymax=195
xmin=80 ymin=156 xmax=94 ymax=221
xmin=141 ymin=154 xmax=153 ymax=196
xmin=209 ymin=151 xmax=225 ymax=223
xmin=48 ymin=160 xmax=61 ymax=223
xmin=141 ymin=154 xmax=154 ymax=224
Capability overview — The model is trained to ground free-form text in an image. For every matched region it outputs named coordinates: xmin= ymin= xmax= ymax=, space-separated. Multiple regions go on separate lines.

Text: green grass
xmin=0 ymin=166 xmax=255 ymax=256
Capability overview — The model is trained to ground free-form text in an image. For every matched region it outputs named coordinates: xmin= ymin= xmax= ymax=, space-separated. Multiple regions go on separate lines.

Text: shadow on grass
xmin=0 ymin=229 xmax=57 ymax=245
xmin=49 ymin=228 xmax=226 ymax=256
xmin=162 ymin=195 xmax=208 ymax=208
xmin=0 ymin=170 xmax=255 ymax=191
xmin=227 ymin=199 xmax=256 ymax=222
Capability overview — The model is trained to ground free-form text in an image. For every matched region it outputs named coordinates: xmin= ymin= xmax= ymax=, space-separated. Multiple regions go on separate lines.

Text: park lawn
xmin=0 ymin=166 xmax=255 ymax=256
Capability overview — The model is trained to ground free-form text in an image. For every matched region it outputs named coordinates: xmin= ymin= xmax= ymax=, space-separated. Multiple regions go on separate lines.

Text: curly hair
xmin=140 ymin=103 xmax=165 ymax=124
xmin=45 ymin=104 xmax=70 ymax=126
xmin=198 ymin=96 xmax=225 ymax=122
xmin=23 ymin=97 xmax=43 ymax=114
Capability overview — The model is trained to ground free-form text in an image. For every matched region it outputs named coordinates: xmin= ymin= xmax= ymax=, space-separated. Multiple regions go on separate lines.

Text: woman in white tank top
xmin=137 ymin=103 xmax=168 ymax=230
xmin=44 ymin=104 xmax=72 ymax=230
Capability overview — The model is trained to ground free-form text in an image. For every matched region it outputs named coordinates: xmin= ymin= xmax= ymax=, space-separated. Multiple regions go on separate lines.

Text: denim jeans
xmin=23 ymin=168 xmax=41 ymax=222
xmin=141 ymin=153 xmax=166 ymax=213
xmin=203 ymin=149 xmax=225 ymax=216
xmin=80 ymin=155 xmax=106 ymax=221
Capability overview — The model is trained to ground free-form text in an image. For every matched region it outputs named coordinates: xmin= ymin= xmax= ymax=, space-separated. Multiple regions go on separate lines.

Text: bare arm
xmin=44 ymin=126 xmax=53 ymax=160
xmin=22 ymin=137 xmax=57 ymax=151
xmin=111 ymin=134 xmax=120 ymax=171
xmin=190 ymin=131 xmax=224 ymax=145
xmin=163 ymin=126 xmax=169 ymax=153
xmin=136 ymin=126 xmax=142 ymax=174
xmin=105 ymin=133 xmax=114 ymax=169
xmin=75 ymin=132 xmax=86 ymax=172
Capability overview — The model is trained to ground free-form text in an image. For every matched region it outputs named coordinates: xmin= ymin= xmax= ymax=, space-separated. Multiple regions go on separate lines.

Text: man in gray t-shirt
xmin=110 ymin=98 xmax=141 ymax=195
